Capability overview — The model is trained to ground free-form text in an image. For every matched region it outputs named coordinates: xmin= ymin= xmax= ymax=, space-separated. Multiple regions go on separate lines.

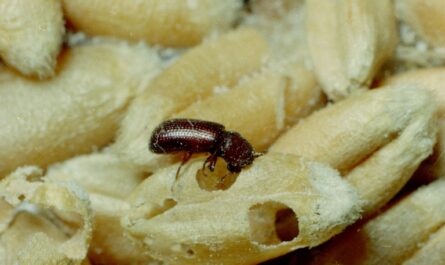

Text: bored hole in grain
xmin=196 ymin=158 xmax=239 ymax=191
xmin=275 ymin=208 xmax=299 ymax=242
xmin=248 ymin=201 xmax=299 ymax=245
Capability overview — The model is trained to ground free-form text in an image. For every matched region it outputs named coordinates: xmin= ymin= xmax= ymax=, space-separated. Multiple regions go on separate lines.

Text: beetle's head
xmin=219 ymin=131 xmax=258 ymax=173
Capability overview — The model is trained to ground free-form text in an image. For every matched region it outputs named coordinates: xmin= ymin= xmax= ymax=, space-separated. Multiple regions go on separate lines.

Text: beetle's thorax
xmin=218 ymin=131 xmax=255 ymax=172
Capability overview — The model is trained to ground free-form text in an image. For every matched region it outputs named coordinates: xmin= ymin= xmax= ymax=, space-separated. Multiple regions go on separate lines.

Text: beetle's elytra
xmin=149 ymin=118 xmax=260 ymax=178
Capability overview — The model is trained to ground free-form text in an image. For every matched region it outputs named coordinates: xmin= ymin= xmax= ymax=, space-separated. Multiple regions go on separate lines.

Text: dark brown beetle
xmin=149 ymin=118 xmax=261 ymax=179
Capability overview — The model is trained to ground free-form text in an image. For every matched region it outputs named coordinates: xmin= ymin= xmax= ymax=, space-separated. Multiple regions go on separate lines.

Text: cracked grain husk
xmin=45 ymin=153 xmax=158 ymax=265
xmin=0 ymin=166 xmax=93 ymax=265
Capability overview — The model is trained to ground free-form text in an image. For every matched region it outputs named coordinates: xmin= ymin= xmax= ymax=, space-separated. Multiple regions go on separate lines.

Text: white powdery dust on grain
xmin=306 ymin=160 xmax=362 ymax=230
xmin=241 ymin=0 xmax=308 ymax=63
xmin=385 ymin=21 xmax=445 ymax=75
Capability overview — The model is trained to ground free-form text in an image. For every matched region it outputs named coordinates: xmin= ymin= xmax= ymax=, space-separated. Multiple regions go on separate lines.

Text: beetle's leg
xmin=202 ymin=153 xmax=218 ymax=173
xmin=208 ymin=155 xmax=218 ymax=172
xmin=175 ymin=152 xmax=192 ymax=181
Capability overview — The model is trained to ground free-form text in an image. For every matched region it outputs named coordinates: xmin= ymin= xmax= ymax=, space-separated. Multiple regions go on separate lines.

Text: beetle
xmin=149 ymin=118 xmax=261 ymax=180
